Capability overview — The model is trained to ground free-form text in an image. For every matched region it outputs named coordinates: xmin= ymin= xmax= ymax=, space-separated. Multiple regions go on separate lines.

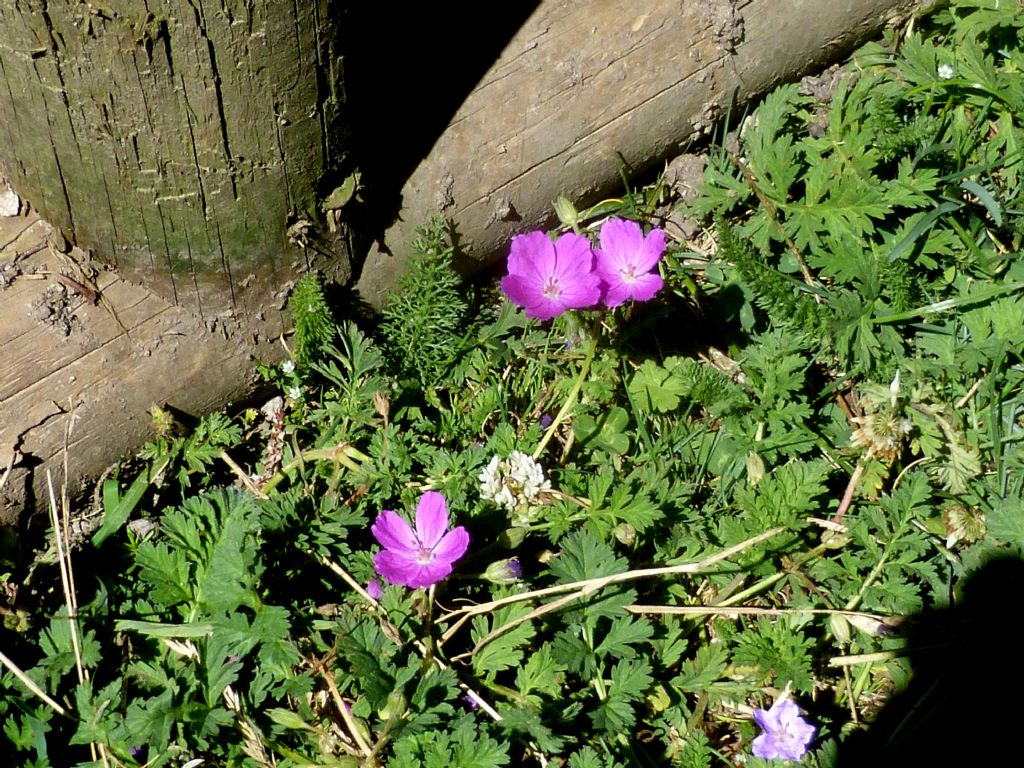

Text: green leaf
xmin=497 ymin=706 xmax=565 ymax=754
xmin=471 ymin=599 xmax=536 ymax=679
xmin=547 ymin=530 xmax=629 ymax=583
xmin=673 ymin=644 xmax=728 ymax=693
xmin=986 ymin=494 xmax=1024 ymax=547
xmin=123 ymin=687 xmax=176 ymax=755
xmin=92 ymin=472 xmax=150 ymax=546
xmin=514 ymin=644 xmax=566 ymax=703
xmin=567 ymin=747 xmax=608 ymax=768
xmin=677 ymin=730 xmax=714 ymax=768
xmin=590 ymin=658 xmax=652 ymax=733
xmin=336 ymin=620 xmax=398 ymax=711
xmin=732 ymin=617 xmax=815 ymax=692
xmin=594 ymin=616 xmax=653 ymax=660
xmin=628 ymin=359 xmax=688 ymax=414
xmin=573 ymin=406 xmax=630 ymax=455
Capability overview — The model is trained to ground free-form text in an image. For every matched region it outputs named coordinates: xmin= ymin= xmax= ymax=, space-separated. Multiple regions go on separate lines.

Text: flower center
xmin=542 ymin=276 xmax=562 ymax=299
xmin=619 ymin=264 xmax=638 ymax=284
xmin=415 ymin=545 xmax=435 ymax=564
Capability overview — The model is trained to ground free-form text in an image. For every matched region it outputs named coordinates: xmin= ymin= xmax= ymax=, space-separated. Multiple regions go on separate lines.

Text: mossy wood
xmin=0 ymin=0 xmax=349 ymax=320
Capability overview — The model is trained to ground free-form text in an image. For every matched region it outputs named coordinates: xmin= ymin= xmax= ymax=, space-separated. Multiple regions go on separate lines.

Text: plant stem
xmin=533 ymin=317 xmax=601 ymax=460
xmin=260 ymin=443 xmax=369 ymax=494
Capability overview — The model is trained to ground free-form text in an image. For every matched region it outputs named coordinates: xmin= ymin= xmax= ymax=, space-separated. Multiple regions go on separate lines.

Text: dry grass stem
xmin=218 ymin=448 xmax=269 ymax=499
xmin=0 ymin=647 xmax=68 ymax=715
xmin=439 ymin=526 xmax=786 ymax=646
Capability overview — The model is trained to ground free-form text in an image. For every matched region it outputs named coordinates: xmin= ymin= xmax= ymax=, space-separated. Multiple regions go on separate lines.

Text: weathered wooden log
xmin=355 ymin=0 xmax=926 ymax=306
xmin=0 ymin=0 xmax=350 ymax=321
xmin=0 ymin=0 xmax=347 ymax=523
xmin=0 ymin=212 xmax=277 ymax=524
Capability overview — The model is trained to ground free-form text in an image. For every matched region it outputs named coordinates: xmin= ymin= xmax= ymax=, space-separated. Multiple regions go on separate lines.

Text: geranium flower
xmin=500 ymin=230 xmax=602 ymax=320
xmin=371 ymin=491 xmax=469 ymax=589
xmin=751 ymin=697 xmax=816 ymax=762
xmin=594 ymin=218 xmax=665 ymax=307
xmin=365 ymin=579 xmax=383 ymax=600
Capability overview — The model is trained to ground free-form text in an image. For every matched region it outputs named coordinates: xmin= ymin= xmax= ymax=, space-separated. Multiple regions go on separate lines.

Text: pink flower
xmin=500 ymin=231 xmax=602 ymax=320
xmin=371 ymin=491 xmax=470 ymax=589
xmin=594 ymin=218 xmax=665 ymax=307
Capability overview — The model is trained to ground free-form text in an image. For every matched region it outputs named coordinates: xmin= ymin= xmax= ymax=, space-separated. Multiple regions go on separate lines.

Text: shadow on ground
xmin=835 ymin=552 xmax=1024 ymax=767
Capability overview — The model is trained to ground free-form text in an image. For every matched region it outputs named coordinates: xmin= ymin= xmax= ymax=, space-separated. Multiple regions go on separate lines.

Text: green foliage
xmin=4 ymin=3 xmax=1022 ymax=766
xmin=289 ymin=271 xmax=335 ymax=369
xmin=731 ymin=618 xmax=815 ymax=693
xmin=379 ymin=217 xmax=472 ymax=388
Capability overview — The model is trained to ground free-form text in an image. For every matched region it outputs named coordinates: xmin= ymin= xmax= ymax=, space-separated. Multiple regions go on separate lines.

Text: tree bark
xmin=0 ymin=0 xmax=350 ymax=321
xmin=354 ymin=0 xmax=927 ymax=307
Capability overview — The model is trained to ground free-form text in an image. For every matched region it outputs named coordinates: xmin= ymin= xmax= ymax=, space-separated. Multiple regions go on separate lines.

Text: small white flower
xmin=479 ymin=451 xmax=552 ymax=521
xmin=937 ymin=63 xmax=954 ymax=80
xmin=281 ymin=359 xmax=296 ymax=374
xmin=287 ymin=385 xmax=302 ymax=400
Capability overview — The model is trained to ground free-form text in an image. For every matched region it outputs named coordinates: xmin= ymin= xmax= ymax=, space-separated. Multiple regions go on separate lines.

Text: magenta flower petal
xmin=552 ymin=232 xmax=596 ymax=278
xmin=371 ymin=492 xmax=470 ymax=589
xmin=598 ymin=218 xmax=644 ymax=267
xmin=370 ymin=510 xmax=419 ymax=552
xmin=431 ymin=527 xmax=470 ymax=563
xmin=366 ymin=579 xmax=383 ymax=600
xmin=602 ymin=271 xmax=663 ymax=307
xmin=500 ymin=273 xmax=536 ymax=310
xmin=508 ymin=231 xmax=557 ymax=281
xmin=373 ymin=550 xmax=420 ymax=585
xmin=407 ymin=559 xmax=456 ymax=588
xmin=594 ymin=218 xmax=666 ymax=307
xmin=501 ymin=229 xmax=601 ymax=320
xmin=751 ymin=698 xmax=816 ymax=762
xmin=414 ymin=491 xmax=449 ymax=548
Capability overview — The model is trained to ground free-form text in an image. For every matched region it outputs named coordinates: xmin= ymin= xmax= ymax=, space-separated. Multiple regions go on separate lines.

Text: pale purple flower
xmin=371 ymin=491 xmax=470 ymax=589
xmin=594 ymin=218 xmax=665 ymax=307
xmin=365 ymin=579 xmax=383 ymax=600
xmin=751 ymin=698 xmax=816 ymax=762
xmin=500 ymin=230 xmax=602 ymax=320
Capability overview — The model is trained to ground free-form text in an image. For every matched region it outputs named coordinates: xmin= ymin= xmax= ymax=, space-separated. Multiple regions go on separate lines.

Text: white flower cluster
xmin=479 ymin=451 xmax=551 ymax=522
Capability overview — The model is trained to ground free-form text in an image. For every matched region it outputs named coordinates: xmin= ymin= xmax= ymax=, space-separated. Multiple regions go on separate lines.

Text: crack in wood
xmin=186 ymin=0 xmax=238 ymax=200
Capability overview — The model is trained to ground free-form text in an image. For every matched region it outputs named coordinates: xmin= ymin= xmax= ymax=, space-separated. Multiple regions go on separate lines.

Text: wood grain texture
xmin=355 ymin=0 xmax=927 ymax=307
xmin=0 ymin=211 xmax=279 ymax=524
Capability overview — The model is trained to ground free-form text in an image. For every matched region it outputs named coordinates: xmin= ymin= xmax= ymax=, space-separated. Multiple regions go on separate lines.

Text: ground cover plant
xmin=2 ymin=1 xmax=1023 ymax=765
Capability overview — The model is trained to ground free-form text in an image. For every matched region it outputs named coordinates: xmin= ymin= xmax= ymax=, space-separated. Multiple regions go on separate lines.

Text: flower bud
xmin=379 ymin=690 xmax=406 ymax=721
xmin=746 ymin=451 xmax=766 ymax=485
xmin=829 ymin=614 xmax=851 ymax=645
xmin=499 ymin=526 xmax=529 ymax=549
xmin=483 ymin=558 xmax=522 ymax=584
xmin=553 ymin=195 xmax=580 ymax=229
xmin=613 ymin=522 xmax=637 ymax=547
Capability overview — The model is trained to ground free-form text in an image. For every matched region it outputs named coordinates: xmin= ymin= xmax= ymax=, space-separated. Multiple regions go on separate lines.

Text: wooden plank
xmin=0 ymin=211 xmax=281 ymax=523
